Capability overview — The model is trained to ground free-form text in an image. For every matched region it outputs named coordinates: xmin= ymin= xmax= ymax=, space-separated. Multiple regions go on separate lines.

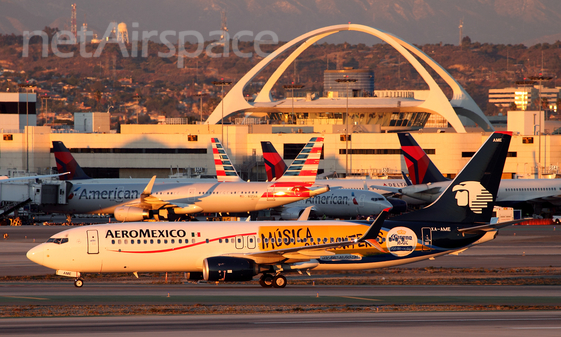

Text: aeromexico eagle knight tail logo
xmin=452 ymin=181 xmax=493 ymax=214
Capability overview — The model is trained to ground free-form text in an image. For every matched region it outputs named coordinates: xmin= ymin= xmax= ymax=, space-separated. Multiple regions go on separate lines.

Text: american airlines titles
xmin=75 ymin=187 xmax=140 ymax=200
xmin=105 ymin=229 xmax=187 ymax=239
xmin=303 ymin=195 xmax=350 ymax=205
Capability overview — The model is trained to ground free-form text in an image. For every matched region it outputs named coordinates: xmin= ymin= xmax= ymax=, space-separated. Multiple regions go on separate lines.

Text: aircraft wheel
xmin=259 ymin=274 xmax=273 ymax=288
xmin=272 ymin=274 xmax=287 ymax=288
xmin=74 ymin=278 xmax=84 ymax=288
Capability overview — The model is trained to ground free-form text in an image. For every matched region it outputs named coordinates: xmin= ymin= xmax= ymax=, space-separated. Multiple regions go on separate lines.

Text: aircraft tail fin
xmin=392 ymin=132 xmax=512 ymax=224
xmin=398 ymin=132 xmax=448 ymax=185
xmin=261 ymin=141 xmax=288 ymax=182
xmin=276 ymin=136 xmax=323 ymax=183
xmin=52 ymin=141 xmax=90 ymax=180
xmin=211 ymin=138 xmax=243 ymax=182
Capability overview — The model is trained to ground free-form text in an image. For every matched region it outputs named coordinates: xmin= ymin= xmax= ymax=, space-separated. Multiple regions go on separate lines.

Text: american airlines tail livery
xmin=47 ymin=137 xmax=329 ymax=221
xmin=28 ymin=132 xmax=516 ymax=288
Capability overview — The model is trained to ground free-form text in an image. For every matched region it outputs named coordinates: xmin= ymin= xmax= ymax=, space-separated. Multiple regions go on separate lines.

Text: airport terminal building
xmin=2 ymin=24 xmax=561 ymax=183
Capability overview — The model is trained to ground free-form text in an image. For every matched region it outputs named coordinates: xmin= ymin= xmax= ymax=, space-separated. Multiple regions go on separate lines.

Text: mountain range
xmin=1 ymin=0 xmax=561 ymax=45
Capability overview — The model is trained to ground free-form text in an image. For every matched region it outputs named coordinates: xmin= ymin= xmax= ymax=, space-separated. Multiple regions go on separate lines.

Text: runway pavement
xmin=2 ymin=311 xmax=561 ymax=336
xmin=1 ymin=283 xmax=560 ymax=306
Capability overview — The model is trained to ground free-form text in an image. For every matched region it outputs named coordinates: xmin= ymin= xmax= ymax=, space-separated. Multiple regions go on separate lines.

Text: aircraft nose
xmin=26 ymin=244 xmax=45 ymax=266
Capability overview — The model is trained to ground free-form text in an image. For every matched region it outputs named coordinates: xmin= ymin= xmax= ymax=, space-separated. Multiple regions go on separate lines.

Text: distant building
xmin=74 ymin=112 xmax=110 ymax=133
xmin=489 ymin=83 xmax=561 ymax=111
xmin=0 ymin=92 xmax=37 ymax=131
xmin=323 ymin=69 xmax=374 ymax=97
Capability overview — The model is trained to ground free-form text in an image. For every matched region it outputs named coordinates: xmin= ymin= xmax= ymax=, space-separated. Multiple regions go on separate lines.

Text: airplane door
xmin=235 ymin=236 xmax=244 ymax=249
xmin=421 ymin=227 xmax=432 ymax=251
xmin=87 ymin=230 xmax=99 ymax=254
xmin=188 ymin=188 xmax=196 ymax=202
xmin=247 ymin=236 xmax=256 ymax=249
xmin=267 ymin=187 xmax=275 ymax=201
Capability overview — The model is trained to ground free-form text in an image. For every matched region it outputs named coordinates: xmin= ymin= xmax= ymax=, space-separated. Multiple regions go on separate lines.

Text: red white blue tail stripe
xmin=276 ymin=137 xmax=323 ymax=183
xmin=211 ymin=138 xmax=242 ymax=182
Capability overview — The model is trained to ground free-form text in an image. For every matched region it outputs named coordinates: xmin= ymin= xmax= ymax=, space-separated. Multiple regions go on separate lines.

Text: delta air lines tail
xmin=53 ymin=141 xmax=91 ymax=180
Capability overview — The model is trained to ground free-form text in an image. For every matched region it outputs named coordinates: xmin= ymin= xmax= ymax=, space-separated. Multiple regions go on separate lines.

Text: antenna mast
xmin=458 ymin=19 xmax=463 ymax=46
xmin=71 ymin=3 xmax=77 ymax=40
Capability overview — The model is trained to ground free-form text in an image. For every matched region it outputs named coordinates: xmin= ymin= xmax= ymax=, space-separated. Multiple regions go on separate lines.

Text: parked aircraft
xmin=260 ymin=141 xmax=394 ymax=219
xmin=46 ymin=137 xmax=329 ymax=221
xmin=377 ymin=132 xmax=561 ymax=211
xmin=28 ymin=132 xmax=515 ymax=288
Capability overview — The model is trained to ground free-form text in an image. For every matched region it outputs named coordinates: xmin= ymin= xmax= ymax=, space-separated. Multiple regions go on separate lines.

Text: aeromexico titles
xmin=28 ymin=132 xmax=519 ymax=288
xmin=48 ymin=137 xmax=329 ymax=221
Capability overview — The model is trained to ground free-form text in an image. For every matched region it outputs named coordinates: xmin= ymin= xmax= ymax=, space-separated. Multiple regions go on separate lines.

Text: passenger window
xmin=225 ymin=238 xmax=229 ymax=243
xmin=144 ymin=239 xmax=147 ymax=244
xmin=112 ymin=240 xmax=115 ymax=244
xmin=150 ymin=239 xmax=154 ymax=244
xmin=179 ymin=239 xmax=182 ymax=244
xmin=124 ymin=239 xmax=128 ymax=244
xmin=164 ymin=239 xmax=167 ymax=244
xmin=131 ymin=240 xmax=134 ymax=245
xmin=219 ymin=239 xmax=222 ymax=243
xmin=157 ymin=239 xmax=161 ymax=244
xmin=171 ymin=239 xmax=175 ymax=244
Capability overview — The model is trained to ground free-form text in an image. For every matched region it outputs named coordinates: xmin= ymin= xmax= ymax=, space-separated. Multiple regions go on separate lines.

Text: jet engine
xmin=203 ymin=256 xmax=258 ymax=282
xmin=280 ymin=207 xmax=306 ymax=220
xmin=114 ymin=206 xmax=150 ymax=222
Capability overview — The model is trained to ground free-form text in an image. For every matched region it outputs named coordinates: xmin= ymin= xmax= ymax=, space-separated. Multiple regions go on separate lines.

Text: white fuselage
xmin=281 ymin=189 xmax=393 ymax=219
xmin=46 ymin=180 xmax=325 ymax=215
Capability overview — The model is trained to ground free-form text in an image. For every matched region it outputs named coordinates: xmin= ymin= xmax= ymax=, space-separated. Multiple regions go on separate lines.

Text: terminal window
xmin=3 ymin=134 xmax=13 ymax=141
xmin=522 ymin=137 xmax=534 ymax=144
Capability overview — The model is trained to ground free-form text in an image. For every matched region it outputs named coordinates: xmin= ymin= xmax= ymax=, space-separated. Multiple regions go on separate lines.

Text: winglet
xmin=401 ymin=171 xmax=412 ymax=186
xmin=356 ymin=208 xmax=389 ymax=242
xmin=297 ymin=206 xmax=314 ymax=221
xmin=142 ymin=175 xmax=157 ymax=196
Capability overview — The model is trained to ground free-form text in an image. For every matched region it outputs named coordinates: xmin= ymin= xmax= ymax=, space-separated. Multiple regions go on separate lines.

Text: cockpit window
xmin=47 ymin=238 xmax=68 ymax=244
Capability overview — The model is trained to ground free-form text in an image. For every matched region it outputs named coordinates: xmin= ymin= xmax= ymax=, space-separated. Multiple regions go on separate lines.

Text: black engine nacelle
xmin=203 ymin=257 xmax=258 ymax=282
xmin=114 ymin=206 xmax=150 ymax=222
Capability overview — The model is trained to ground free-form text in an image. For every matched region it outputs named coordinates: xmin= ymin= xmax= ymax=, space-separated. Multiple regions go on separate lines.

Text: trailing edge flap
xmin=225 ymin=209 xmax=389 ymax=261
xmin=297 ymin=206 xmax=314 ymax=221
xmin=458 ymin=219 xmax=527 ymax=234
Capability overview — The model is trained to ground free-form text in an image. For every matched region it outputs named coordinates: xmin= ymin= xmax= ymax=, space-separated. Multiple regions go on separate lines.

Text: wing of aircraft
xmin=211 ymin=138 xmax=243 ymax=182
xmin=0 ymin=172 xmax=70 ymax=183
xmin=224 ymin=209 xmax=388 ymax=263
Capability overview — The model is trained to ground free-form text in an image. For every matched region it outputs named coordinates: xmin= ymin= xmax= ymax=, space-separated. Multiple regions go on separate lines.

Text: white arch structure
xmin=205 ymin=24 xmax=493 ymax=133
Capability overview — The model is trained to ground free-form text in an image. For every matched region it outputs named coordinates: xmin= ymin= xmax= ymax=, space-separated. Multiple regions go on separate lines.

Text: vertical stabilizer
xmin=261 ymin=141 xmax=288 ymax=182
xmin=392 ymin=132 xmax=512 ymax=223
xmin=398 ymin=132 xmax=448 ymax=185
xmin=211 ymin=138 xmax=242 ymax=182
xmin=276 ymin=137 xmax=323 ymax=183
xmin=52 ymin=141 xmax=90 ymax=180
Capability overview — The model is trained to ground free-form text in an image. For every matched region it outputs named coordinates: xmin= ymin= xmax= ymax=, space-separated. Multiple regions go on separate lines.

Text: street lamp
xmin=529 ymin=75 xmax=553 ymax=178
xmin=18 ymin=83 xmax=36 ymax=173
xmin=283 ymin=83 xmax=305 ymax=124
xmin=335 ymin=77 xmax=357 ymax=176
xmin=193 ymin=92 xmax=208 ymax=123
xmin=212 ymin=80 xmax=232 ymax=150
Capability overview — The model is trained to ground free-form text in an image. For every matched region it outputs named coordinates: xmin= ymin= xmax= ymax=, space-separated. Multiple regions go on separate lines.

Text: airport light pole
xmin=336 ymin=77 xmax=356 ymax=177
xmin=18 ymin=83 xmax=35 ymax=173
xmin=529 ymin=75 xmax=553 ymax=178
xmin=283 ymin=83 xmax=304 ymax=124
xmin=212 ymin=80 xmax=232 ymax=150
xmin=193 ymin=92 xmax=208 ymax=123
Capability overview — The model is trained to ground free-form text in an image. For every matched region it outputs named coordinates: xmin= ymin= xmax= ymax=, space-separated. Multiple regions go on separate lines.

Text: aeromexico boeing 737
xmin=377 ymin=132 xmax=561 ymax=211
xmin=46 ymin=137 xmax=329 ymax=221
xmin=28 ymin=132 xmax=516 ymax=288
xmin=260 ymin=141 xmax=394 ymax=219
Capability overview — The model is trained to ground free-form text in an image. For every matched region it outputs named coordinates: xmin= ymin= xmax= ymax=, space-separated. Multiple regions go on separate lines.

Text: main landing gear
xmin=259 ymin=273 xmax=287 ymax=288
xmin=74 ymin=278 xmax=84 ymax=288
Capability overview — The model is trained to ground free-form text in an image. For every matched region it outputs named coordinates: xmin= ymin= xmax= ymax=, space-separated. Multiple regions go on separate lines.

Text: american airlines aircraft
xmin=27 ymin=132 xmax=517 ymax=288
xmin=376 ymin=132 xmax=561 ymax=212
xmin=259 ymin=141 xmax=394 ymax=219
xmin=46 ymin=137 xmax=329 ymax=221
